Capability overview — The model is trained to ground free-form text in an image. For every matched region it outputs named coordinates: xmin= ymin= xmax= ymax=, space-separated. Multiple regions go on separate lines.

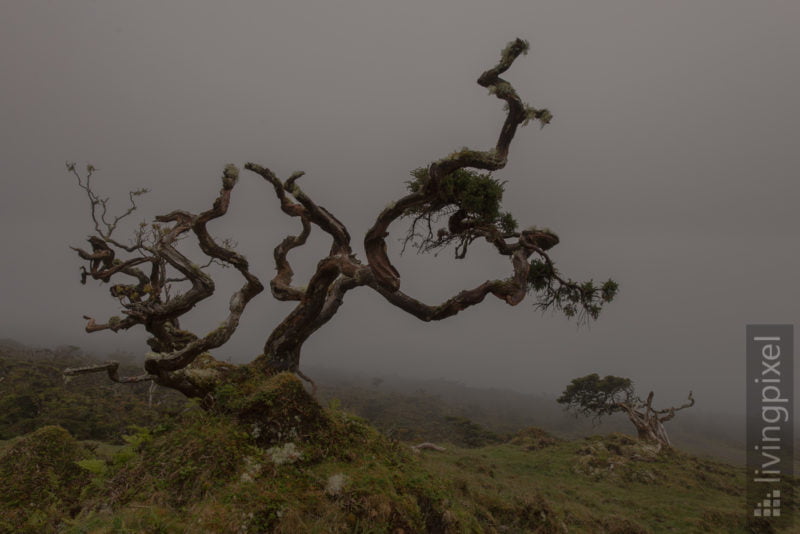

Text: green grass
xmin=0 ymin=438 xmax=18 ymax=454
xmin=417 ymin=434 xmax=754 ymax=533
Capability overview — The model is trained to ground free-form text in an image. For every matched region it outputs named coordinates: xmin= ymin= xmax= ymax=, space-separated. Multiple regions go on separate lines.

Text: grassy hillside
xmin=308 ymin=367 xmax=754 ymax=466
xmin=1 ymin=387 xmax=797 ymax=533
xmin=1 ymin=344 xmax=798 ymax=532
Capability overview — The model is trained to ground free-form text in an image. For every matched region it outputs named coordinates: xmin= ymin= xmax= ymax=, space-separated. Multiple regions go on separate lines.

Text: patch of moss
xmin=216 ymin=372 xmax=329 ymax=447
xmin=63 ymin=375 xmax=491 ymax=533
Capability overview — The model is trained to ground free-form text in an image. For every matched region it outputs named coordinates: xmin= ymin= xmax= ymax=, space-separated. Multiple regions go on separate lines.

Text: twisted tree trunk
xmin=619 ymin=391 xmax=695 ymax=450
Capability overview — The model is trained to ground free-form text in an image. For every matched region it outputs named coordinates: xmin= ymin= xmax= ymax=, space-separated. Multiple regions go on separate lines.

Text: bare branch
xmin=144 ymin=165 xmax=264 ymax=372
xmin=245 ymin=163 xmax=351 ymax=252
xmin=657 ymin=391 xmax=695 ymax=423
xmin=270 ymin=218 xmax=312 ymax=301
xmin=63 ymin=361 xmax=154 ymax=384
xmin=66 ymin=162 xmax=150 ymax=252
xmin=246 ymin=162 xmax=360 ymax=309
xmin=368 ymin=247 xmax=533 ymax=321
xmin=82 ymin=315 xmax=137 ymax=333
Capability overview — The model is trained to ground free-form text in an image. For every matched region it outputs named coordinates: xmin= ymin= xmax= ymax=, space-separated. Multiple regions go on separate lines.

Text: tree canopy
xmin=556 ymin=374 xmax=635 ymax=422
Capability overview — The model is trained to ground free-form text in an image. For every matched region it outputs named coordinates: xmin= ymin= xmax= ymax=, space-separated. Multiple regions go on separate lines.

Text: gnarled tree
xmin=557 ymin=374 xmax=694 ymax=450
xmin=65 ymin=39 xmax=617 ymax=410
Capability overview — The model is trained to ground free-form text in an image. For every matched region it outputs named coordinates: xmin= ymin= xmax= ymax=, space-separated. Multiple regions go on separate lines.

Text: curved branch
xmin=246 ymin=163 xmax=353 ymax=300
xmin=364 ymin=193 xmax=427 ymax=291
xmin=286 ymin=179 xmax=351 ymax=255
xmin=247 ymin=165 xmax=310 ymax=300
xmin=71 ymin=246 xmax=155 ymax=285
xmin=270 ymin=218 xmax=311 ymax=301
xmin=245 ymin=163 xmax=351 ymax=254
xmin=364 ymin=38 xmax=547 ymax=291
xmin=140 ymin=220 xmax=215 ymax=324
xmin=430 ymin=39 xmax=529 ymax=179
xmin=367 ymin=247 xmax=533 ymax=321
xmin=308 ymin=274 xmax=363 ymax=334
xmin=365 ymin=226 xmax=564 ymax=322
xmin=82 ymin=314 xmax=138 ymax=333
xmin=144 ymin=166 xmax=264 ymax=373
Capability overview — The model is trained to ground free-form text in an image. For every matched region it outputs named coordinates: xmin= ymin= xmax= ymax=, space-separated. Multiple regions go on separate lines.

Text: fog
xmin=1 ymin=1 xmax=798 ymax=414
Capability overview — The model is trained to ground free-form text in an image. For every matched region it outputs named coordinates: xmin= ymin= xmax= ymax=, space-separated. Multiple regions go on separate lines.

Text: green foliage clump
xmin=403 ymin=167 xmax=520 ymax=257
xmin=527 ymin=258 xmax=556 ymax=291
xmin=498 ymin=211 xmax=519 ymax=234
xmin=0 ymin=426 xmax=91 ymax=533
xmin=406 ymin=167 xmax=508 ymax=226
xmin=527 ymin=259 xmax=618 ymax=322
xmin=402 ymin=165 xmax=616 ymax=323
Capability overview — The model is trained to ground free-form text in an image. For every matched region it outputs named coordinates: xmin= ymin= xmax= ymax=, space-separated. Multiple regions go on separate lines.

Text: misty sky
xmin=1 ymin=1 xmax=797 ymax=413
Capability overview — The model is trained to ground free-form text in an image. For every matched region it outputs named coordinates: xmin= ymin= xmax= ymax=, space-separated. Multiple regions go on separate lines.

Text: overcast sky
xmin=1 ymin=1 xmax=797 ymax=413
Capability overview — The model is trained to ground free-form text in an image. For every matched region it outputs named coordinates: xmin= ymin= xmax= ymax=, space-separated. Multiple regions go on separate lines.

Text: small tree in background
xmin=64 ymin=39 xmax=617 ymax=411
xmin=557 ymin=374 xmax=694 ymax=450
